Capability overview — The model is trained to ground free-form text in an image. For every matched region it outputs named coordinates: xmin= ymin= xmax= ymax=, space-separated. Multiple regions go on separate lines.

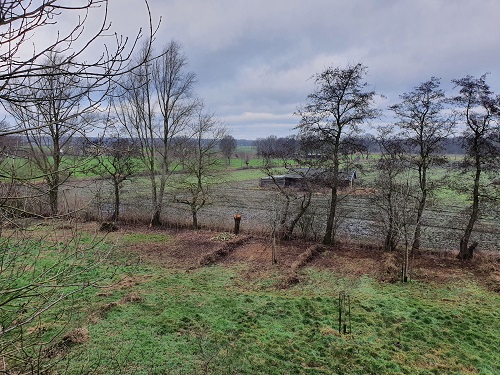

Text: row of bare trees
xmin=292 ymin=63 xmax=499 ymax=263
xmin=1 ymin=38 xmax=230 ymax=229
xmin=0 ymin=2 xmax=498 ymax=370
xmin=113 ymin=40 xmax=228 ymax=227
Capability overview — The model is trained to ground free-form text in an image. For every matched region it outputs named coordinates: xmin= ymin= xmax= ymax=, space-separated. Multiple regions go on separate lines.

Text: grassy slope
xmin=54 ymin=242 xmax=499 ymax=375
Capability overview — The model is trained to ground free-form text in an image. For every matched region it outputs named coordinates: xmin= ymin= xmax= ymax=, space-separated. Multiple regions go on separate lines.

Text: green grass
xmin=3 ymin=230 xmax=499 ymax=374
xmin=235 ymin=146 xmax=257 ymax=153
xmin=46 ymin=257 xmax=498 ymax=374
xmin=224 ymin=168 xmax=266 ymax=182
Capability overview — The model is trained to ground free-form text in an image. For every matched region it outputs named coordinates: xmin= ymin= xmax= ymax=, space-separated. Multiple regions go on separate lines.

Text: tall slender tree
xmin=172 ymin=109 xmax=227 ymax=229
xmin=5 ymin=54 xmax=92 ymax=215
xmin=452 ymin=74 xmax=500 ymax=260
xmin=295 ymin=63 xmax=378 ymax=245
xmin=117 ymin=40 xmax=199 ymax=226
xmin=390 ymin=77 xmax=454 ymax=253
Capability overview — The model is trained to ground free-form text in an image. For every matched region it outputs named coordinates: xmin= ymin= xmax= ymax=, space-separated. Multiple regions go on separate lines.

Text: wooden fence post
xmin=234 ymin=214 xmax=242 ymax=235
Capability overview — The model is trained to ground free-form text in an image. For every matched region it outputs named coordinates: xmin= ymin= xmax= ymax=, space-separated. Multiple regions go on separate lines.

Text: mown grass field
xmin=8 ymin=225 xmax=498 ymax=375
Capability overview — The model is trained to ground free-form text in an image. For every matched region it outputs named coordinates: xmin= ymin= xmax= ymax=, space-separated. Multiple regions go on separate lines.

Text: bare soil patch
xmin=109 ymin=226 xmax=223 ymax=268
xmin=107 ymin=225 xmax=499 ymax=291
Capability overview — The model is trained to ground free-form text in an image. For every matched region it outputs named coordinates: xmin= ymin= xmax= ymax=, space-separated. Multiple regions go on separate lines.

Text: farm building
xmin=260 ymin=168 xmax=357 ymax=189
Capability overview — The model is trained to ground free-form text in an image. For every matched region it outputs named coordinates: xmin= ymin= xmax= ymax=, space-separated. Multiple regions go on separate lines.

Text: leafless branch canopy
xmin=0 ymin=0 xmax=158 ymax=125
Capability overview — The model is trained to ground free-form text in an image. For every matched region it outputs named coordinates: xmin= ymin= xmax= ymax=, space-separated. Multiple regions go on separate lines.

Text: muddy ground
xmin=100 ymin=223 xmax=500 ymax=293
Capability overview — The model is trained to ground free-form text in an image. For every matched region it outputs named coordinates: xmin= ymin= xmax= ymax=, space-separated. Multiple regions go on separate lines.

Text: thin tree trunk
xmin=458 ymin=167 xmax=481 ymax=260
xmin=49 ymin=186 xmax=58 ymax=216
xmin=411 ymin=164 xmax=428 ymax=254
xmin=110 ymin=179 xmax=120 ymax=222
xmin=384 ymin=215 xmax=395 ymax=252
xmin=384 ymin=190 xmax=396 ymax=252
xmin=411 ymin=194 xmax=426 ymax=254
xmin=402 ymin=245 xmax=409 ymax=282
xmin=192 ymin=208 xmax=198 ymax=229
xmin=323 ymin=137 xmax=341 ymax=245
xmin=323 ymin=186 xmax=338 ymax=245
xmin=149 ymin=171 xmax=163 ymax=227
xmin=283 ymin=192 xmax=312 ymax=240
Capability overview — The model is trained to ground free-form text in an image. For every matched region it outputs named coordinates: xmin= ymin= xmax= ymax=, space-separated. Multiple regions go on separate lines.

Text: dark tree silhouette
xmin=117 ymin=40 xmax=199 ymax=226
xmin=295 ymin=63 xmax=378 ymax=245
xmin=220 ymin=135 xmax=237 ymax=164
xmin=452 ymin=74 xmax=500 ymax=260
xmin=390 ymin=77 xmax=454 ymax=253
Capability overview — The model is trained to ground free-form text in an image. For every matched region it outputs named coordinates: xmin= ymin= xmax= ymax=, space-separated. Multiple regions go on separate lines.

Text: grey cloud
xmin=106 ymin=1 xmax=500 ymax=138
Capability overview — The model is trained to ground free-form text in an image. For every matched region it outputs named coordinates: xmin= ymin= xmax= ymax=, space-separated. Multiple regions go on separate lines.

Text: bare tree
xmin=254 ymin=135 xmax=297 ymax=162
xmin=372 ymin=129 xmax=408 ymax=252
xmin=371 ymin=128 xmax=419 ymax=281
xmin=118 ymin=40 xmax=199 ymax=226
xmin=173 ymin=110 xmax=227 ymax=229
xmin=219 ymin=135 xmax=237 ymax=165
xmin=261 ymin=162 xmax=313 ymax=240
xmin=89 ymin=133 xmax=141 ymax=222
xmin=254 ymin=136 xmax=277 ymax=165
xmin=295 ymin=63 xmax=378 ymax=245
xmin=0 ymin=0 xmax=155 ymax=116
xmin=4 ymin=54 xmax=95 ymax=216
xmin=1 ymin=1 xmax=157 ymax=216
xmin=451 ymin=74 xmax=500 ymax=260
xmin=390 ymin=77 xmax=454 ymax=253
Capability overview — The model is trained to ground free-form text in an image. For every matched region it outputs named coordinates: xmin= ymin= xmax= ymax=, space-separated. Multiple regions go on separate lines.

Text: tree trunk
xmin=192 ymin=208 xmax=198 ymax=229
xmin=110 ymin=180 xmax=120 ymax=222
xmin=149 ymin=172 xmax=162 ymax=226
xmin=323 ymin=138 xmax=341 ymax=246
xmin=323 ymin=186 xmax=338 ymax=245
xmin=150 ymin=208 xmax=162 ymax=227
xmin=458 ymin=165 xmax=481 ymax=260
xmin=412 ymin=194 xmax=426 ymax=253
xmin=49 ymin=187 xmax=58 ymax=216
xmin=402 ymin=246 xmax=409 ymax=282
xmin=458 ymin=203 xmax=479 ymax=260
xmin=411 ymin=224 xmax=421 ymax=254
xmin=48 ymin=172 xmax=59 ymax=216
xmin=384 ymin=215 xmax=396 ymax=252
xmin=283 ymin=192 xmax=312 ymax=241
xmin=411 ymin=170 xmax=428 ymax=254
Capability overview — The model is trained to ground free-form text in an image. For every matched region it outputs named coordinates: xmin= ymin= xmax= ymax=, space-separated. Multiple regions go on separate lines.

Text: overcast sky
xmin=23 ymin=0 xmax=500 ymax=140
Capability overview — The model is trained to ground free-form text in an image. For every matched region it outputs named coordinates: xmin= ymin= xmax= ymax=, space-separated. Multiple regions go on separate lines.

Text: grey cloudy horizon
xmin=10 ymin=0 xmax=499 ymax=141
xmin=145 ymin=0 xmax=498 ymax=140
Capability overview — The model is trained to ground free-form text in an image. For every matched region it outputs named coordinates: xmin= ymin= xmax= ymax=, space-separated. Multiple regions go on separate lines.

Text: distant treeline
xmin=3 ymin=135 xmax=465 ymax=156
xmin=241 ymin=135 xmax=466 ymax=157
